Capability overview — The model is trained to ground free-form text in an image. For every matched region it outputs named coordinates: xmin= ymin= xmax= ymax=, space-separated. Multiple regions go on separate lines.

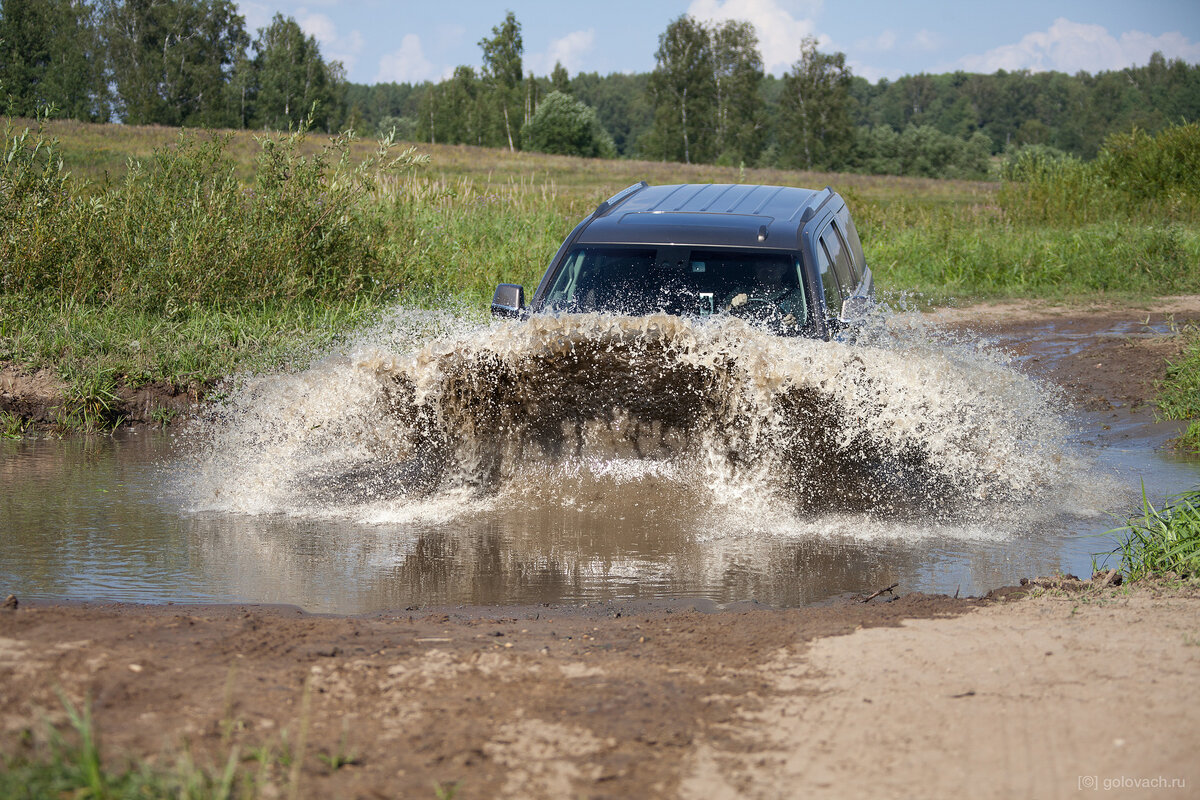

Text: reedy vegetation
xmin=1103 ymin=488 xmax=1200 ymax=580
xmin=1157 ymin=325 xmax=1200 ymax=453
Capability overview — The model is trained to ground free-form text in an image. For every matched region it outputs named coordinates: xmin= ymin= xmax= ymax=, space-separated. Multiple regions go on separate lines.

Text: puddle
xmin=1 ymin=310 xmax=1196 ymax=613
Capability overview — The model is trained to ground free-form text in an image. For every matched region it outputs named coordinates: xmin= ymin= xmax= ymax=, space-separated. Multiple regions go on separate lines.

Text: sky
xmin=234 ymin=0 xmax=1200 ymax=85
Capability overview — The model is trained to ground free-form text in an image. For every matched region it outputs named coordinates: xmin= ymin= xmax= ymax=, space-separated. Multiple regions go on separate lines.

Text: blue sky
xmin=235 ymin=0 xmax=1200 ymax=85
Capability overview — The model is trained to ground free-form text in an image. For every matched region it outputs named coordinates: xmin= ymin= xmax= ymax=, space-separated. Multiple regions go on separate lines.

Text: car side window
xmin=815 ymin=238 xmax=842 ymax=318
xmin=830 ymin=219 xmax=859 ymax=284
xmin=823 ymin=224 xmax=856 ymax=296
xmin=835 ymin=207 xmax=867 ymax=277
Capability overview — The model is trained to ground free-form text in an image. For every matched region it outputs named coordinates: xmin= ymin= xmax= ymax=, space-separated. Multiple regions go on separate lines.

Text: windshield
xmin=541 ymin=246 xmax=809 ymax=331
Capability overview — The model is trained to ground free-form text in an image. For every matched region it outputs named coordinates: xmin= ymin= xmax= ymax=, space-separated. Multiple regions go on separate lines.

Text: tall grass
xmin=1157 ymin=324 xmax=1200 ymax=453
xmin=1104 ymin=487 xmax=1200 ymax=581
xmin=3 ymin=113 xmax=427 ymax=308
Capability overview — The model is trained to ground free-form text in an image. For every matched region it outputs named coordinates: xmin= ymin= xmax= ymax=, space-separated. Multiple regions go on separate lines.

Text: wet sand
xmin=2 ymin=297 xmax=1198 ymax=798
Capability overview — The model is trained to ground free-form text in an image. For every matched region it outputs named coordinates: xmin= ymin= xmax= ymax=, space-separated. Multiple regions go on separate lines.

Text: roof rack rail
xmin=592 ymin=181 xmax=648 ymax=218
xmin=798 ymin=186 xmax=835 ymax=223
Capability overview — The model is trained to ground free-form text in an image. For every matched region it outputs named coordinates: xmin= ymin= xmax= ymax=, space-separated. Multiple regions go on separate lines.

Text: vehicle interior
xmin=541 ymin=246 xmax=810 ymax=332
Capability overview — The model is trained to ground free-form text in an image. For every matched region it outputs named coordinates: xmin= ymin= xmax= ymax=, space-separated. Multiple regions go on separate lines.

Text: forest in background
xmin=2 ymin=0 xmax=1200 ymax=180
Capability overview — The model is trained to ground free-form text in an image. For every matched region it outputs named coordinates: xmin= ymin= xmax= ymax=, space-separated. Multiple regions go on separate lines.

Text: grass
xmin=2 ymin=114 xmax=1200 ymax=432
xmin=0 ymin=688 xmax=383 ymax=800
xmin=1 ymin=695 xmax=244 ymax=799
xmin=1101 ymin=487 xmax=1200 ymax=581
xmin=1157 ymin=324 xmax=1200 ymax=453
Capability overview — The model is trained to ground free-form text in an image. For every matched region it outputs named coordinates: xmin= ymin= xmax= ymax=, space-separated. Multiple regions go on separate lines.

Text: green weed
xmin=0 ymin=694 xmax=326 ymax=800
xmin=316 ymin=720 xmax=360 ymax=772
xmin=1100 ymin=486 xmax=1200 ymax=581
xmin=0 ymin=694 xmax=238 ymax=799
xmin=1157 ymin=324 xmax=1200 ymax=453
xmin=1 ymin=410 xmax=29 ymax=438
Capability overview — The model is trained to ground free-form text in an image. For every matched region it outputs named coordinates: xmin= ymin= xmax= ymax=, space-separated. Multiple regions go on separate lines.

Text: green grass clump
xmin=1 ymin=696 xmax=243 ymax=799
xmin=1105 ymin=487 xmax=1200 ymax=581
xmin=1158 ymin=325 xmax=1200 ymax=453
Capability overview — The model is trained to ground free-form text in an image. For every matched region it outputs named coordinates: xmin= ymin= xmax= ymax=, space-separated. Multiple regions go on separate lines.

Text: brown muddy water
xmin=2 ymin=310 xmax=1198 ymax=612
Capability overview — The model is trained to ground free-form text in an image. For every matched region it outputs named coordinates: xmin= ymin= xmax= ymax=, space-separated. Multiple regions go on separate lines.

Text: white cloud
xmin=375 ymin=34 xmax=438 ymax=83
xmin=299 ymin=12 xmax=364 ymax=73
xmin=239 ymin=1 xmax=272 ymax=36
xmin=912 ymin=29 xmax=939 ymax=52
xmin=854 ymin=29 xmax=896 ymax=53
xmin=960 ymin=18 xmax=1200 ymax=74
xmin=527 ymin=29 xmax=596 ymax=75
xmin=687 ymin=0 xmax=826 ymax=75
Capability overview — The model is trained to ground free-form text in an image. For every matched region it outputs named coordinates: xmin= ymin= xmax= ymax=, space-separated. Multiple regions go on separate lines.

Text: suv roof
xmin=577 ymin=182 xmax=834 ymax=250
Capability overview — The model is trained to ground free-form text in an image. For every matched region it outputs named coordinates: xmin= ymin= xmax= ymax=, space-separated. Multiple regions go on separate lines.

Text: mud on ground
xmin=1 ymin=584 xmax=1197 ymax=800
xmin=2 ymin=297 xmax=1199 ymax=798
xmin=929 ymin=294 xmax=1200 ymax=413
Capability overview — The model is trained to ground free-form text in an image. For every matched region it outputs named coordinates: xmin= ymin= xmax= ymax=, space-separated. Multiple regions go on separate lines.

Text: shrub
xmin=1097 ymin=122 xmax=1200 ymax=202
xmin=997 ymin=144 xmax=1112 ymax=223
xmin=998 ymin=123 xmax=1200 ymax=223
xmin=1 ymin=115 xmax=428 ymax=308
xmin=521 ymin=92 xmax=616 ymax=159
xmin=849 ymin=124 xmax=991 ymax=180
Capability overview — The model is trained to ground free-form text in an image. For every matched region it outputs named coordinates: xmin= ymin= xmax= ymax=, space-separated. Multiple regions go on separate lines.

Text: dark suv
xmin=491 ymin=182 xmax=873 ymax=339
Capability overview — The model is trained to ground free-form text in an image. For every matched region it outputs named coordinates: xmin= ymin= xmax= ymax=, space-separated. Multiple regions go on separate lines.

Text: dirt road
xmin=2 ymin=298 xmax=1198 ymax=798
xmin=1 ymin=584 xmax=1196 ymax=799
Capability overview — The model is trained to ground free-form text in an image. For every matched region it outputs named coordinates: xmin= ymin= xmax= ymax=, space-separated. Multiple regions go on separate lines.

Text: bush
xmin=849 ymin=124 xmax=991 ymax=180
xmin=1 ymin=116 xmax=428 ymax=308
xmin=521 ymin=92 xmax=616 ymax=159
xmin=997 ymin=145 xmax=1111 ymax=222
xmin=0 ymin=112 xmax=76 ymax=291
xmin=998 ymin=123 xmax=1200 ymax=223
xmin=1097 ymin=122 xmax=1200 ymax=201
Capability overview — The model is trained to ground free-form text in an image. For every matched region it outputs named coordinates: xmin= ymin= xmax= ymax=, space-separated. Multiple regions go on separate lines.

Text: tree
xmin=478 ymin=11 xmax=523 ymax=151
xmin=521 ymin=90 xmax=614 ymax=158
xmin=710 ymin=19 xmax=764 ymax=164
xmin=645 ymin=14 xmax=714 ymax=164
xmin=417 ymin=65 xmax=485 ymax=145
xmin=551 ymin=61 xmax=570 ymax=94
xmin=572 ymin=70 xmax=652 ymax=157
xmin=251 ymin=14 xmax=335 ymax=131
xmin=0 ymin=0 xmax=106 ymax=119
xmin=101 ymin=0 xmax=248 ymax=126
xmin=778 ymin=36 xmax=853 ymax=170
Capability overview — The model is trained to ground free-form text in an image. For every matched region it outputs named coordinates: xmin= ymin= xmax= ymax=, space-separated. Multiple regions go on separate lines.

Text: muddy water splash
xmin=186 ymin=309 xmax=1082 ymax=532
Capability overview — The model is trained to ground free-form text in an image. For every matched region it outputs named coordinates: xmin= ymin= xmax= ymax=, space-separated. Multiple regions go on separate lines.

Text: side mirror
xmin=491 ymin=283 xmax=525 ymax=318
xmin=839 ymin=294 xmax=872 ymax=325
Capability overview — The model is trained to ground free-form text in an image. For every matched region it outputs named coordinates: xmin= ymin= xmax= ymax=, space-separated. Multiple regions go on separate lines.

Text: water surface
xmin=2 ymin=312 xmax=1196 ymax=612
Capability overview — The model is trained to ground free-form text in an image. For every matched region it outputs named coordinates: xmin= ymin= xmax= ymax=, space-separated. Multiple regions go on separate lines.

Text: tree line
xmin=0 ymin=0 xmax=345 ymax=130
xmin=340 ymin=13 xmax=1200 ymax=179
xmin=3 ymin=3 xmax=1199 ymax=179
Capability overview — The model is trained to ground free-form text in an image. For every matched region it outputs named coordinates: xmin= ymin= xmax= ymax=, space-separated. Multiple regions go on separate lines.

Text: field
xmin=1 ymin=116 xmax=1199 ymax=438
